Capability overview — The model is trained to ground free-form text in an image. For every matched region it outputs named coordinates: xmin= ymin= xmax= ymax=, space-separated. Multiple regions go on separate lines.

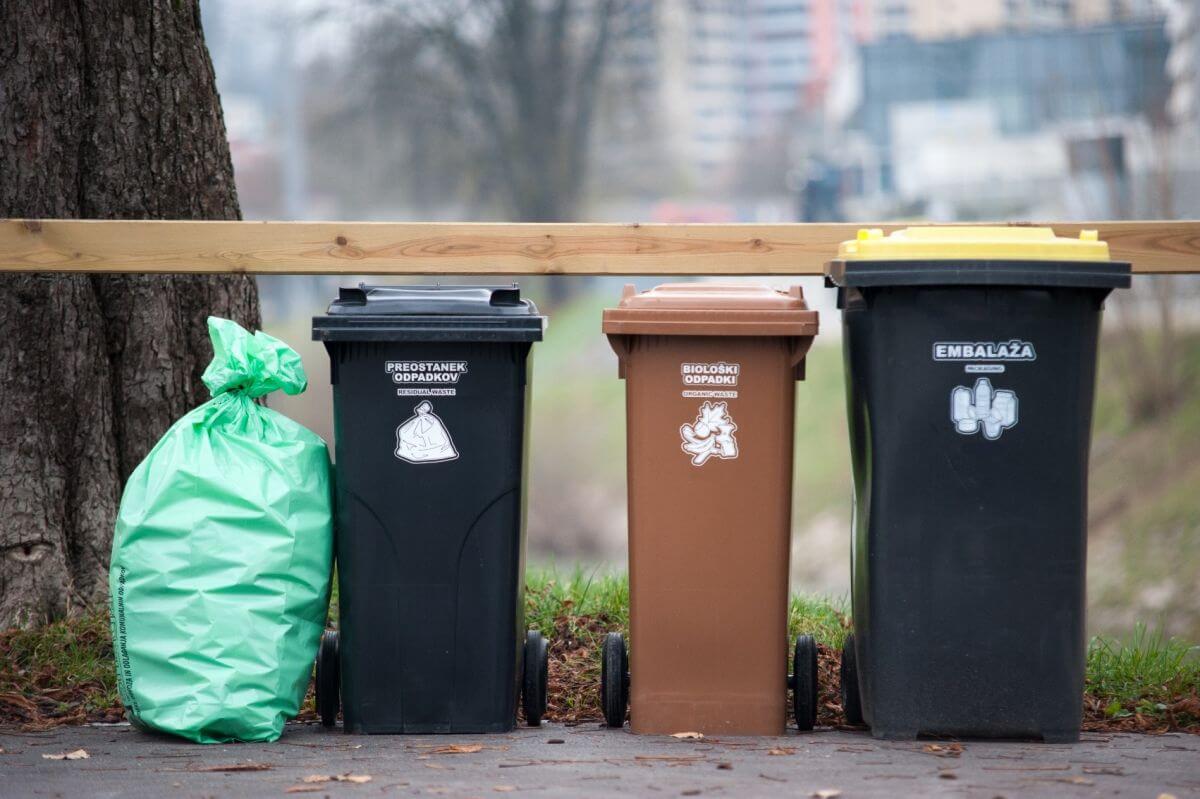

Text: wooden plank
xmin=1 ymin=218 xmax=1198 ymax=275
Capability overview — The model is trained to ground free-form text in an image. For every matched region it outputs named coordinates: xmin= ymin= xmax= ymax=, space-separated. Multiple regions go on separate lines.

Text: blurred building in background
xmin=826 ymin=19 xmax=1172 ymax=220
xmin=613 ymin=0 xmax=860 ymax=189
xmin=860 ymin=0 xmax=1161 ymax=41
xmin=1167 ymin=0 xmax=1199 ymax=130
xmin=1164 ymin=0 xmax=1200 ymax=213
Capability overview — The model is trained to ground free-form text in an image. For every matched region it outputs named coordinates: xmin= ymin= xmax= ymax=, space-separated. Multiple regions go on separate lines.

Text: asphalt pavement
xmin=2 ymin=721 xmax=1197 ymax=798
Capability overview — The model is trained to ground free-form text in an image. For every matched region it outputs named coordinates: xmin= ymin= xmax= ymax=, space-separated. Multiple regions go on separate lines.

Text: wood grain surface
xmin=2 ymin=219 xmax=1197 ymax=274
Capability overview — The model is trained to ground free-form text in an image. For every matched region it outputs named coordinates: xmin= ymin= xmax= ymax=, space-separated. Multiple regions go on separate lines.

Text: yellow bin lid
xmin=837 ymin=226 xmax=1111 ymax=262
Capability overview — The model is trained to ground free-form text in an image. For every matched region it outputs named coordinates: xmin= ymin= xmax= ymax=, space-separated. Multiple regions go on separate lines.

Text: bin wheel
xmin=522 ymin=630 xmax=549 ymax=727
xmin=316 ymin=629 xmax=340 ymax=729
xmin=600 ymin=632 xmax=629 ymax=729
xmin=840 ymin=633 xmax=864 ymax=727
xmin=791 ymin=634 xmax=818 ymax=731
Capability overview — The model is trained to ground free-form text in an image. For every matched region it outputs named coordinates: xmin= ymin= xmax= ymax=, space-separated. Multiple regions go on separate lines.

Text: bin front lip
xmin=312 ymin=314 xmax=544 ymax=343
xmin=825 ymin=259 xmax=1131 ymax=290
xmin=601 ymin=309 xmax=818 ymax=337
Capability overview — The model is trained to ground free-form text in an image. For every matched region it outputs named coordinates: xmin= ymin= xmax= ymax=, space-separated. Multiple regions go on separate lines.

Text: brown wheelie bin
xmin=600 ymin=283 xmax=819 ymax=736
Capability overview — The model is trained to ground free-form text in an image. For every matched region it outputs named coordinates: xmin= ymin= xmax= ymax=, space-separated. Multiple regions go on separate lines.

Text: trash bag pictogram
xmin=680 ymin=401 xmax=739 ymax=466
xmin=395 ymin=401 xmax=459 ymax=463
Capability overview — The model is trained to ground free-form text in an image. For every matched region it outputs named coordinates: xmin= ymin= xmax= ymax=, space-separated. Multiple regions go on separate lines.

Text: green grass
xmin=0 ymin=610 xmax=122 ymax=725
xmin=525 ymin=564 xmax=629 ymax=636
xmin=788 ymin=593 xmax=850 ymax=650
xmin=1087 ymin=624 xmax=1200 ymax=724
xmin=0 ymin=572 xmax=1195 ymax=731
xmin=524 ymin=565 xmax=847 ymax=646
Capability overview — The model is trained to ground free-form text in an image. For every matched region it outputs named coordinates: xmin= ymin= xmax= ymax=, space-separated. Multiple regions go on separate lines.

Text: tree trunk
xmin=0 ymin=0 xmax=259 ymax=627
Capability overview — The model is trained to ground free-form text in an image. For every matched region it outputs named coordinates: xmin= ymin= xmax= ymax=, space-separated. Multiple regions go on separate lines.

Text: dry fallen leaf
xmin=767 ymin=747 xmax=796 ymax=756
xmin=716 ymin=762 xmax=733 ymax=770
xmin=1157 ymin=794 xmax=1178 ymax=799
xmin=493 ymin=786 xmax=517 ymax=793
xmin=298 ymin=773 xmax=371 ymax=785
xmin=285 ymin=787 xmax=323 ymax=795
xmin=42 ymin=749 xmax=89 ymax=761
xmin=193 ymin=763 xmax=272 ymax=773
xmin=922 ymin=743 xmax=964 ymax=758
xmin=429 ymin=743 xmax=484 ymax=754
xmin=812 ymin=791 xmax=842 ymax=799
xmin=671 ymin=731 xmax=704 ymax=740
xmin=1082 ymin=765 xmax=1124 ymax=776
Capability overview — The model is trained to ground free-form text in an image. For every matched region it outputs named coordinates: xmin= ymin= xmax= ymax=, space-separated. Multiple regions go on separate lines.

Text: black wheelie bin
xmin=311 ymin=284 xmax=548 ymax=733
xmin=827 ymin=227 xmax=1130 ymax=742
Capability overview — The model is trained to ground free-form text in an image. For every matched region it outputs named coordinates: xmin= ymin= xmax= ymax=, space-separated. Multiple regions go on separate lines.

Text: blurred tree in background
xmin=309 ymin=0 xmax=630 ymax=224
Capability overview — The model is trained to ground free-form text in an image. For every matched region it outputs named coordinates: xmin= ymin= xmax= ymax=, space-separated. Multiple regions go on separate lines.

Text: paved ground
xmin=1 ymin=722 xmax=1197 ymax=798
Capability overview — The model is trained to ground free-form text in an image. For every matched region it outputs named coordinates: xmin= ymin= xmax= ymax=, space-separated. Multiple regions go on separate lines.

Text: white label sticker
xmin=680 ymin=361 xmax=740 ymax=399
xmin=933 ymin=340 xmax=1036 ymax=362
xmin=680 ymin=401 xmax=739 ymax=466
xmin=951 ymin=378 xmax=1018 ymax=440
xmin=386 ymin=361 xmax=468 ymax=397
xmin=395 ymin=401 xmax=459 ymax=463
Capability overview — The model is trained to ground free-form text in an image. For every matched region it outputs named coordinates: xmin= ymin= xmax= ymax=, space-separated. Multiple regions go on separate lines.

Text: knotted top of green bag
xmin=201 ymin=316 xmax=307 ymax=399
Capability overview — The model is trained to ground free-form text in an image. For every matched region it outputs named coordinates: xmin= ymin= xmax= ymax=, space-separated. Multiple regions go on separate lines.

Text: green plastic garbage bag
xmin=109 ymin=317 xmax=333 ymax=743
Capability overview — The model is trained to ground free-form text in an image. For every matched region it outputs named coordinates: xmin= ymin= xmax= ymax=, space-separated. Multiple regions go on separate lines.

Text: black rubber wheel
xmin=522 ymin=630 xmax=549 ymax=726
xmin=600 ymin=632 xmax=629 ymax=728
xmin=840 ymin=633 xmax=864 ymax=726
xmin=792 ymin=634 xmax=818 ymax=731
xmin=316 ymin=629 xmax=340 ymax=729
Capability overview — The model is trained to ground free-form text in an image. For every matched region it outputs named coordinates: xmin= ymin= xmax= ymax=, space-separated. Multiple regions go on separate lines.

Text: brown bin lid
xmin=602 ymin=283 xmax=818 ymax=337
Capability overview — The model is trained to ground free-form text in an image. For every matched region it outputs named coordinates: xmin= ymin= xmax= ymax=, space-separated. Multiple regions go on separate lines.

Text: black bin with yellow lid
xmin=827 ymin=227 xmax=1130 ymax=742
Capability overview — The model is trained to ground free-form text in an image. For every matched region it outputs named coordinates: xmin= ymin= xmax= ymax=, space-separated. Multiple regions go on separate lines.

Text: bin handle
xmin=607 ymin=334 xmax=632 ymax=380
xmin=603 ymin=285 xmax=639 ymax=379
xmin=790 ymin=337 xmax=813 ymax=382
xmin=786 ymin=286 xmax=813 ymax=382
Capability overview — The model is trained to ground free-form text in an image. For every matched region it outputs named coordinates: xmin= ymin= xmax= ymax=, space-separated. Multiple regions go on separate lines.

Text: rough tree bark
xmin=0 ymin=0 xmax=260 ymax=627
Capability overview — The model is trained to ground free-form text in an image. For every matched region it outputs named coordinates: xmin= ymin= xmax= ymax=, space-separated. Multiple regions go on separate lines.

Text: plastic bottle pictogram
xmin=951 ymin=377 xmax=1018 ymax=440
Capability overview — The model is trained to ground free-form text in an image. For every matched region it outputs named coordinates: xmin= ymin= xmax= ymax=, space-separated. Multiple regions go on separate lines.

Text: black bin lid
xmin=825 ymin=259 xmax=1132 ymax=290
xmin=312 ymin=284 xmax=544 ymax=342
